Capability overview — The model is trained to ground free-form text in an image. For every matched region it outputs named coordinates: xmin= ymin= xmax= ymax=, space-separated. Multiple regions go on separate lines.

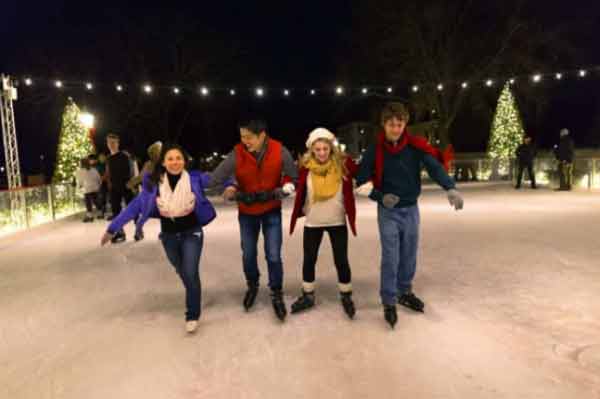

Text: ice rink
xmin=1 ymin=183 xmax=599 ymax=398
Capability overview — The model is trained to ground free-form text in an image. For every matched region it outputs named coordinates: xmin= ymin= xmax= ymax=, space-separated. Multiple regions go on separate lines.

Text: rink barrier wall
xmin=0 ymin=183 xmax=83 ymax=237
xmin=446 ymin=156 xmax=600 ymax=189
xmin=2 ymin=156 xmax=599 ymax=237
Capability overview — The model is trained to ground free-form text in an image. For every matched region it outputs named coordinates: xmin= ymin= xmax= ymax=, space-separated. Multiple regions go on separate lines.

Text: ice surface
xmin=1 ymin=183 xmax=599 ymax=398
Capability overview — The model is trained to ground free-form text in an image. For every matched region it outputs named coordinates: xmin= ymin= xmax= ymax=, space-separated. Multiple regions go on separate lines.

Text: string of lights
xmin=10 ymin=65 xmax=600 ymax=98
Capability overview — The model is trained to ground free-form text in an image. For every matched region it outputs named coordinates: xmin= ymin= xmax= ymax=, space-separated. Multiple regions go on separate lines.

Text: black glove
xmin=271 ymin=188 xmax=289 ymax=200
xmin=254 ymin=191 xmax=272 ymax=203
xmin=235 ymin=192 xmax=256 ymax=205
xmin=368 ymin=189 xmax=383 ymax=203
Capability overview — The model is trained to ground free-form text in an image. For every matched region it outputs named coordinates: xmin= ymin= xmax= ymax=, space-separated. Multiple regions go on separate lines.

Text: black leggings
xmin=303 ymin=225 xmax=351 ymax=284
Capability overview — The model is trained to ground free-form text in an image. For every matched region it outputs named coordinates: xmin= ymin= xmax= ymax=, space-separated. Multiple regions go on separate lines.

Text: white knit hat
xmin=306 ymin=127 xmax=336 ymax=149
xmin=560 ymin=128 xmax=569 ymax=137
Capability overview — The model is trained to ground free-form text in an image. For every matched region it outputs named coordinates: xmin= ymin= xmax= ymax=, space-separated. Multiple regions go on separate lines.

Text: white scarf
xmin=156 ymin=170 xmax=196 ymax=218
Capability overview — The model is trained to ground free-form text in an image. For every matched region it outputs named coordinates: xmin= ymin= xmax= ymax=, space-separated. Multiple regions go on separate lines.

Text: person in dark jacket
xmin=105 ymin=133 xmax=135 ymax=242
xmin=101 ymin=143 xmax=217 ymax=334
xmin=515 ymin=136 xmax=537 ymax=189
xmin=355 ymin=102 xmax=463 ymax=329
xmin=555 ymin=128 xmax=575 ymax=191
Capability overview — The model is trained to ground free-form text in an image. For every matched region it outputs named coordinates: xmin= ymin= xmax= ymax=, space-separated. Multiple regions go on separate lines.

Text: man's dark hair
xmin=381 ymin=102 xmax=410 ymax=125
xmin=239 ymin=119 xmax=268 ymax=135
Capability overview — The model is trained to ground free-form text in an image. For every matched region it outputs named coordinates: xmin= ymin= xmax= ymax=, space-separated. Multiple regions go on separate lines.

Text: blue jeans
xmin=377 ymin=204 xmax=420 ymax=306
xmin=238 ymin=208 xmax=284 ymax=290
xmin=159 ymin=227 xmax=204 ymax=321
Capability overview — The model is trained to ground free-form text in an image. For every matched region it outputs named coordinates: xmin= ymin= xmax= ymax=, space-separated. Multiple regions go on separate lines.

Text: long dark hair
xmin=149 ymin=143 xmax=190 ymax=186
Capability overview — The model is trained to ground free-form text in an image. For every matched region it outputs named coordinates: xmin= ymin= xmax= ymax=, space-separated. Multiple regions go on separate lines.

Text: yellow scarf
xmin=305 ymin=158 xmax=342 ymax=202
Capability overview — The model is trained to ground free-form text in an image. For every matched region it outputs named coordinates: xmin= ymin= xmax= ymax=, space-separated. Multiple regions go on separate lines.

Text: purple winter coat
xmin=107 ymin=171 xmax=217 ymax=234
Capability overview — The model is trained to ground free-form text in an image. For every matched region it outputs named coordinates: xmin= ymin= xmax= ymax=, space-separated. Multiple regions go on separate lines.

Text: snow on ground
xmin=1 ymin=182 xmax=599 ymax=399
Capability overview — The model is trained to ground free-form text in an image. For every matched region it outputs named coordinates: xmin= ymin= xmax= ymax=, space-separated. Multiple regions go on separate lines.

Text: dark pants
xmin=159 ymin=227 xmax=204 ymax=321
xmin=84 ymin=192 xmax=103 ymax=213
xmin=238 ymin=208 xmax=283 ymax=290
xmin=98 ymin=182 xmax=108 ymax=211
xmin=302 ymin=225 xmax=351 ymax=284
xmin=109 ymin=187 xmax=134 ymax=216
xmin=516 ymin=163 xmax=536 ymax=188
xmin=558 ymin=161 xmax=573 ymax=190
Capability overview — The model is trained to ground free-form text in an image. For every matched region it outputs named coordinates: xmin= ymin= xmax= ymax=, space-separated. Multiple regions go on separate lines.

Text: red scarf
xmin=373 ymin=131 xmax=454 ymax=190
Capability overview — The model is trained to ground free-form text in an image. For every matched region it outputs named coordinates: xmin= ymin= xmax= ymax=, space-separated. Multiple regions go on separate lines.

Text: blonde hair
xmin=302 ymin=138 xmax=348 ymax=176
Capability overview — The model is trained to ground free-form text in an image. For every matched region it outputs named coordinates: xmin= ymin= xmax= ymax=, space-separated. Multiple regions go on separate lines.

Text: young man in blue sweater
xmin=356 ymin=102 xmax=464 ymax=328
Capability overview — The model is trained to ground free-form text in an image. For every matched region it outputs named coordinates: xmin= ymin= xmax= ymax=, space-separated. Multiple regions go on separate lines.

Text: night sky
xmin=2 ymin=1 xmax=600 ymax=178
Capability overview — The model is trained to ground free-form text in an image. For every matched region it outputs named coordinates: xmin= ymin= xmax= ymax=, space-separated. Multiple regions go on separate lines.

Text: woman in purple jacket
xmin=101 ymin=143 xmax=216 ymax=333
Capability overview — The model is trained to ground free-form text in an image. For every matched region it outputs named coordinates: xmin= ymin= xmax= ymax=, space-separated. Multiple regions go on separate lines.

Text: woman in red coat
xmin=289 ymin=128 xmax=358 ymax=319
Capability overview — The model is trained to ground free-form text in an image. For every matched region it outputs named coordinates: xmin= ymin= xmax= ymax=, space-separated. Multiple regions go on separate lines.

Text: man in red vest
xmin=208 ymin=119 xmax=298 ymax=321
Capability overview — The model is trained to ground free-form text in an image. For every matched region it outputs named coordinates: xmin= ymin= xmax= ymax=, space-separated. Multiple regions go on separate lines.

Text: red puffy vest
xmin=235 ymin=138 xmax=284 ymax=215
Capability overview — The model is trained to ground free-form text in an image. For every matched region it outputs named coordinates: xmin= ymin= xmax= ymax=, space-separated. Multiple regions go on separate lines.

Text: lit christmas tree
xmin=52 ymin=98 xmax=95 ymax=183
xmin=487 ymin=83 xmax=525 ymax=162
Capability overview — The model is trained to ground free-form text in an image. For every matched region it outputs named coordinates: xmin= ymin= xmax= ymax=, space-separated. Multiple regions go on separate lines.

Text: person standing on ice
xmin=126 ymin=140 xmax=163 ymax=242
xmin=355 ymin=102 xmax=464 ymax=329
xmin=206 ymin=118 xmax=298 ymax=322
xmin=515 ymin=135 xmax=537 ymax=190
xmin=76 ymin=157 xmax=103 ymax=222
xmin=288 ymin=128 xmax=358 ymax=319
xmin=104 ymin=133 xmax=136 ymax=243
xmin=554 ymin=128 xmax=575 ymax=191
xmin=100 ymin=143 xmax=217 ymax=334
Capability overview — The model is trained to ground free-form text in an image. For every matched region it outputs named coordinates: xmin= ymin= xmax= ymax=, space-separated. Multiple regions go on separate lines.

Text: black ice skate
xmin=111 ymin=230 xmax=126 ymax=244
xmin=398 ymin=292 xmax=425 ymax=313
xmin=340 ymin=291 xmax=356 ymax=319
xmin=383 ymin=305 xmax=397 ymax=329
xmin=243 ymin=282 xmax=259 ymax=311
xmin=270 ymin=289 xmax=287 ymax=321
xmin=134 ymin=230 xmax=144 ymax=241
xmin=291 ymin=290 xmax=315 ymax=314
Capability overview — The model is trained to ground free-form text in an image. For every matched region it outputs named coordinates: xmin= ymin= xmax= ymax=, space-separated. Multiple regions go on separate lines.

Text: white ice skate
xmin=185 ymin=320 xmax=198 ymax=333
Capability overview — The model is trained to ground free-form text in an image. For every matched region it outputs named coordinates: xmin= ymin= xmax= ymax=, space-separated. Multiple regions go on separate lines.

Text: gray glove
xmin=382 ymin=193 xmax=400 ymax=209
xmin=447 ymin=189 xmax=464 ymax=211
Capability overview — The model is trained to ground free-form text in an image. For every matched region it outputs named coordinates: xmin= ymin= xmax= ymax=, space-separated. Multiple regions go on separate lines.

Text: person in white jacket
xmin=76 ymin=157 xmax=103 ymax=222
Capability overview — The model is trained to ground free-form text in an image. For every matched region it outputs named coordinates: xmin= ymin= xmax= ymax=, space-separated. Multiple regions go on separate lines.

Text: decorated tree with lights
xmin=487 ymin=82 xmax=525 ymax=162
xmin=52 ymin=98 xmax=95 ymax=183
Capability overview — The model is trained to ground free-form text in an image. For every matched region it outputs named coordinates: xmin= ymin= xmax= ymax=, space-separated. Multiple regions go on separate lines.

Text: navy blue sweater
xmin=356 ymin=143 xmax=456 ymax=208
